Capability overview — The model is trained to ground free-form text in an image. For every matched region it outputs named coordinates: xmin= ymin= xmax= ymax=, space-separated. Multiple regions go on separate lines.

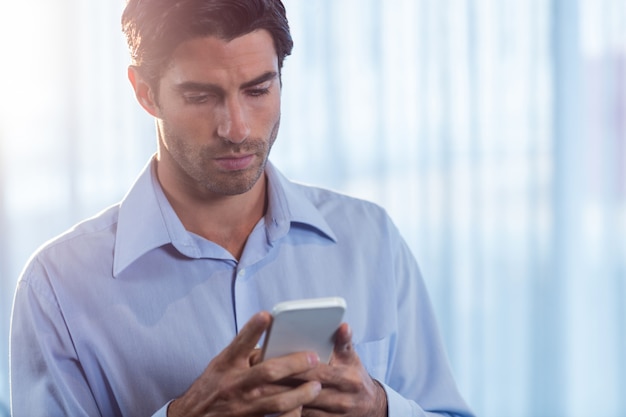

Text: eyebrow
xmin=174 ymin=71 xmax=278 ymax=94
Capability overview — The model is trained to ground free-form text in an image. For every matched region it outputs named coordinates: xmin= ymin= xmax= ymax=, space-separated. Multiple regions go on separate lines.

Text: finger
xmin=254 ymin=381 xmax=321 ymax=415
xmin=223 ymin=312 xmax=272 ymax=363
xmin=246 ymin=351 xmax=320 ymax=388
xmin=278 ymin=405 xmax=303 ymax=417
xmin=330 ymin=323 xmax=355 ymax=363
xmin=244 ymin=380 xmax=302 ymax=397
xmin=249 ymin=347 xmax=263 ymax=366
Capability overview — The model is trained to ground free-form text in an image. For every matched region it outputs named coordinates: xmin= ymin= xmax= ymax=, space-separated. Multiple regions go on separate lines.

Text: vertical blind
xmin=0 ymin=1 xmax=624 ymax=416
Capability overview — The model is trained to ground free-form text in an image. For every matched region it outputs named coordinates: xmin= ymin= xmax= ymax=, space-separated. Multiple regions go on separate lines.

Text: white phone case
xmin=261 ymin=297 xmax=347 ymax=363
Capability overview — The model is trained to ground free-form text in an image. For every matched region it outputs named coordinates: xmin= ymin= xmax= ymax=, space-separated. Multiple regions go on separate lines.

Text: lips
xmin=214 ymin=154 xmax=255 ymax=171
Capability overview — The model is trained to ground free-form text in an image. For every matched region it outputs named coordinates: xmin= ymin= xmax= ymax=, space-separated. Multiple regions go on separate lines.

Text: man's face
xmin=151 ymin=30 xmax=281 ymax=198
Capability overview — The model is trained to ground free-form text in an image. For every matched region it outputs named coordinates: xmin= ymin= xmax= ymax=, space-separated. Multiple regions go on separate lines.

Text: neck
xmin=157 ymin=164 xmax=268 ymax=260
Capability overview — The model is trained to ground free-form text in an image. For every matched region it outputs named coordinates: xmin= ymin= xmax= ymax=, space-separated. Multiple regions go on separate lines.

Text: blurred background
xmin=0 ymin=0 xmax=625 ymax=416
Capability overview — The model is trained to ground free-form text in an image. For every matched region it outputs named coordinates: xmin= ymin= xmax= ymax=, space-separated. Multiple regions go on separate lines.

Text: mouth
xmin=214 ymin=154 xmax=255 ymax=171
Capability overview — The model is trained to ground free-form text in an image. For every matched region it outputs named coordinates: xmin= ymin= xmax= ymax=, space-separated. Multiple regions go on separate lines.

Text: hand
xmin=300 ymin=324 xmax=388 ymax=417
xmin=168 ymin=312 xmax=322 ymax=417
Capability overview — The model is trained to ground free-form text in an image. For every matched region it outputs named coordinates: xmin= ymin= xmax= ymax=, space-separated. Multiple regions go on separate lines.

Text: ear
xmin=128 ymin=66 xmax=160 ymax=117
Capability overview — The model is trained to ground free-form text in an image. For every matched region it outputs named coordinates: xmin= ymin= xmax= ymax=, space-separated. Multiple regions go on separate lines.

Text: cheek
xmin=166 ymin=108 xmax=218 ymax=139
xmin=254 ymin=98 xmax=281 ymax=130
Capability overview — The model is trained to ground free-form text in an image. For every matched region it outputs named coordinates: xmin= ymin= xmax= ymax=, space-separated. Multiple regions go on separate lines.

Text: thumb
xmin=223 ymin=311 xmax=272 ymax=364
xmin=330 ymin=323 xmax=356 ymax=364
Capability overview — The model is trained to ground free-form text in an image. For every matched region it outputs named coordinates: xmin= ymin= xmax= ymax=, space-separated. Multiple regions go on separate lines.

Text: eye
xmin=246 ymin=87 xmax=270 ymax=98
xmin=182 ymin=92 xmax=220 ymax=105
xmin=184 ymin=94 xmax=211 ymax=104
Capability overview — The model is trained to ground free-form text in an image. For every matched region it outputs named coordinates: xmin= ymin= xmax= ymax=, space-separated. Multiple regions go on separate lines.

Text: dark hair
xmin=121 ymin=0 xmax=293 ymax=87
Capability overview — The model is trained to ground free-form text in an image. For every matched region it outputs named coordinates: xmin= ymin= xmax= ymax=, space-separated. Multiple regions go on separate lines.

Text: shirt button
xmin=238 ymin=269 xmax=246 ymax=278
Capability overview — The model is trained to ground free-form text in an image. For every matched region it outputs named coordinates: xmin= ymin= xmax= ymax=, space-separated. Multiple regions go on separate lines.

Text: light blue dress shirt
xmin=10 ymin=158 xmax=474 ymax=417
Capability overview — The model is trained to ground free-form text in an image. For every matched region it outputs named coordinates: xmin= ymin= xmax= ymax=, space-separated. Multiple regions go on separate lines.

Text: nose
xmin=217 ymin=97 xmax=251 ymax=144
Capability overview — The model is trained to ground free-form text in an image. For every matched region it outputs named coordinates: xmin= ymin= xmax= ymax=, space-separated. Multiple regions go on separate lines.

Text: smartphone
xmin=261 ymin=297 xmax=347 ymax=363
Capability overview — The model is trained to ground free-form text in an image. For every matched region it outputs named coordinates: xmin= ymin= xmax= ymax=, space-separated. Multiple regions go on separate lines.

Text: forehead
xmin=164 ymin=30 xmax=279 ymax=85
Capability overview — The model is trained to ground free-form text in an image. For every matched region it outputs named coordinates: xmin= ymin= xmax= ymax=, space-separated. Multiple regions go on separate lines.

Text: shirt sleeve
xmin=151 ymin=401 xmax=172 ymax=417
xmin=11 ymin=263 xmax=175 ymax=417
xmin=10 ymin=259 xmax=103 ymax=416
xmin=382 ymin=217 xmax=475 ymax=417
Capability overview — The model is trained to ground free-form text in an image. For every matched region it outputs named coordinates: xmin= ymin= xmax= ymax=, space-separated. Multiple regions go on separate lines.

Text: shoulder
xmin=41 ymin=204 xmax=119 ymax=251
xmin=290 ymin=178 xmax=383 ymax=210
xmin=267 ymin=164 xmax=399 ymax=242
xmin=291 ymin=181 xmax=398 ymax=236
xmin=19 ymin=204 xmax=120 ymax=285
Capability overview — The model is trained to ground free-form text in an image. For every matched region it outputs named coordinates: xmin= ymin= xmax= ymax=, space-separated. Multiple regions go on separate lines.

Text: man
xmin=10 ymin=1 xmax=474 ymax=416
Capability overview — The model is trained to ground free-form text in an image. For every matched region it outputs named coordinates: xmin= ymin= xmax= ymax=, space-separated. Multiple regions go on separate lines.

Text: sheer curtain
xmin=0 ymin=1 xmax=624 ymax=416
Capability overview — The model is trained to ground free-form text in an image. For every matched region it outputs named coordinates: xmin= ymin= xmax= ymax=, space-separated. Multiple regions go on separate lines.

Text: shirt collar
xmin=113 ymin=157 xmax=337 ymax=277
xmin=113 ymin=157 xmax=173 ymax=277
xmin=264 ymin=161 xmax=337 ymax=244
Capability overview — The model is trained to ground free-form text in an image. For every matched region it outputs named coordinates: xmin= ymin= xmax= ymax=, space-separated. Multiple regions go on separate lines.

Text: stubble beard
xmin=161 ymin=118 xmax=280 ymax=197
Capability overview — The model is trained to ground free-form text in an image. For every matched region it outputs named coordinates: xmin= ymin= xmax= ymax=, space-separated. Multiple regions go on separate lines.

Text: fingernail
xmin=308 ymin=352 xmax=320 ymax=366
xmin=312 ymin=381 xmax=322 ymax=394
